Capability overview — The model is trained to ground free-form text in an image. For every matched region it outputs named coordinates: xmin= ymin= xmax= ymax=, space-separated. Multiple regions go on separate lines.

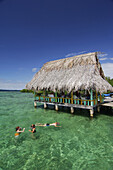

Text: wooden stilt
xmin=44 ymin=103 xmax=47 ymax=109
xmin=70 ymin=107 xmax=74 ymax=113
xmin=90 ymin=109 xmax=94 ymax=117
xmin=55 ymin=104 xmax=58 ymax=111
xmin=97 ymin=106 xmax=100 ymax=112
xmin=34 ymin=101 xmax=37 ymax=108
xmin=71 ymin=91 xmax=73 ymax=104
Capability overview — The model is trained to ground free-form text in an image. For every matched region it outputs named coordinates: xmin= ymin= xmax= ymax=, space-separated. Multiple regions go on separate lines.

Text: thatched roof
xmin=26 ymin=52 xmax=113 ymax=93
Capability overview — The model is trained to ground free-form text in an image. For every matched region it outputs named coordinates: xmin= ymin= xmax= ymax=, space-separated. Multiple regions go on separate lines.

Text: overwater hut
xmin=26 ymin=52 xmax=113 ymax=117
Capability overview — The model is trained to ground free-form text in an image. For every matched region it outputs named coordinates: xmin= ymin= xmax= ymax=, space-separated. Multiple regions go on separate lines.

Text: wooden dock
xmin=101 ymin=98 xmax=113 ymax=107
xmin=34 ymin=95 xmax=101 ymax=117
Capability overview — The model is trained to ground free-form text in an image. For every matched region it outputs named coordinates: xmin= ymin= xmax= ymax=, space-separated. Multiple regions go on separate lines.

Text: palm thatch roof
xmin=26 ymin=52 xmax=113 ymax=93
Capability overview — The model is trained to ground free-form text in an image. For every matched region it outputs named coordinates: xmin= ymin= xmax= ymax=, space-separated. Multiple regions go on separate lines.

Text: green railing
xmin=34 ymin=96 xmax=101 ymax=106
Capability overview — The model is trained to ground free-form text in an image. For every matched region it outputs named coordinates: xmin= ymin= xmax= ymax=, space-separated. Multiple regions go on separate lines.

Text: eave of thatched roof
xmin=26 ymin=52 xmax=113 ymax=93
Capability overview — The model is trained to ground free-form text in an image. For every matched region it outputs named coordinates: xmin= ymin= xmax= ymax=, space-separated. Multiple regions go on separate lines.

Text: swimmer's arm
xmin=18 ymin=128 xmax=25 ymax=132
xmin=29 ymin=129 xmax=33 ymax=133
xmin=55 ymin=125 xmax=61 ymax=127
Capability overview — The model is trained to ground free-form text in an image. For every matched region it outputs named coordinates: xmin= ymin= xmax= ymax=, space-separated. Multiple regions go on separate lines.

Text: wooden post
xmin=44 ymin=102 xmax=47 ymax=109
xmin=55 ymin=91 xmax=57 ymax=102
xmin=90 ymin=109 xmax=94 ymax=117
xmin=96 ymin=91 xmax=98 ymax=104
xmin=44 ymin=89 xmax=45 ymax=101
xmin=34 ymin=101 xmax=37 ymax=108
xmin=90 ymin=89 xmax=93 ymax=106
xmin=70 ymin=107 xmax=74 ymax=113
xmin=71 ymin=91 xmax=73 ymax=104
xmin=34 ymin=91 xmax=36 ymax=100
xmin=55 ymin=104 xmax=58 ymax=111
xmin=102 ymin=94 xmax=104 ymax=102
xmin=100 ymin=93 xmax=102 ymax=103
xmin=97 ymin=106 xmax=100 ymax=112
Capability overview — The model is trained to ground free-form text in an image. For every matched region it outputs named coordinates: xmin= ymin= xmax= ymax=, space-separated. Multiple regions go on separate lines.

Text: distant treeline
xmin=20 ymin=89 xmax=34 ymax=93
xmin=105 ymin=77 xmax=113 ymax=87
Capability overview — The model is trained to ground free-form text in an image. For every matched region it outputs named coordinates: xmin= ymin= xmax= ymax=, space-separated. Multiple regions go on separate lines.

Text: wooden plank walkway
xmin=35 ymin=100 xmax=93 ymax=109
xmin=101 ymin=98 xmax=113 ymax=107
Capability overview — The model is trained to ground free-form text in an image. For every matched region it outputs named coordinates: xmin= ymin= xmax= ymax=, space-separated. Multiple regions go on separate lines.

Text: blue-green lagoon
xmin=0 ymin=91 xmax=113 ymax=170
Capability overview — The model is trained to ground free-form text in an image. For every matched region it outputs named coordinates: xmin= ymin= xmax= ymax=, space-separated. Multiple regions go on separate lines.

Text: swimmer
xmin=35 ymin=122 xmax=61 ymax=127
xmin=29 ymin=124 xmax=36 ymax=133
xmin=15 ymin=126 xmax=25 ymax=137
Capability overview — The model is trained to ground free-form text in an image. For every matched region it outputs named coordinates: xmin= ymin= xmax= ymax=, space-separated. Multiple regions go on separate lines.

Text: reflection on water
xmin=0 ymin=91 xmax=113 ymax=169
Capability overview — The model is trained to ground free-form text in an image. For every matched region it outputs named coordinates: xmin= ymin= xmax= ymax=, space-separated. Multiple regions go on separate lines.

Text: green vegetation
xmin=20 ymin=89 xmax=34 ymax=93
xmin=106 ymin=77 xmax=113 ymax=87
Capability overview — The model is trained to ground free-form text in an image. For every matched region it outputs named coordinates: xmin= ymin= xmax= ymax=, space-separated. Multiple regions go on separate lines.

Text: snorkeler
xmin=29 ymin=124 xmax=36 ymax=133
xmin=35 ymin=122 xmax=61 ymax=127
xmin=15 ymin=126 xmax=25 ymax=137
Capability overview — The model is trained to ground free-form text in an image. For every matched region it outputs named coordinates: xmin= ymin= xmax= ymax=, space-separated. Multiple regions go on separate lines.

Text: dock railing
xmin=34 ymin=96 xmax=100 ymax=106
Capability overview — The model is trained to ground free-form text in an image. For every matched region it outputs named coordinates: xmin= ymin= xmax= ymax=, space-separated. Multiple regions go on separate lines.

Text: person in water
xmin=15 ymin=126 xmax=25 ymax=137
xmin=35 ymin=122 xmax=61 ymax=127
xmin=29 ymin=124 xmax=36 ymax=133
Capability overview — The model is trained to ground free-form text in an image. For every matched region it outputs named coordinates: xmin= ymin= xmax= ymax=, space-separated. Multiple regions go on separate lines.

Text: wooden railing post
xmin=71 ymin=91 xmax=73 ymax=104
xmin=34 ymin=91 xmax=36 ymax=100
xmin=90 ymin=89 xmax=93 ymax=106
xmin=55 ymin=91 xmax=57 ymax=102
xmin=96 ymin=91 xmax=98 ymax=104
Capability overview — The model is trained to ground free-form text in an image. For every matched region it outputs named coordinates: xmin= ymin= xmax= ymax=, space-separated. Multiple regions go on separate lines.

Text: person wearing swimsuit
xmin=15 ymin=126 xmax=25 ymax=137
xmin=29 ymin=124 xmax=36 ymax=133
xmin=35 ymin=122 xmax=61 ymax=127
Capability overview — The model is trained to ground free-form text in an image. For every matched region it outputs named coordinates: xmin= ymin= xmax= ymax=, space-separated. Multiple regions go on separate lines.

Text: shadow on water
xmin=100 ymin=106 xmax=113 ymax=116
xmin=36 ymin=104 xmax=93 ymax=118
xmin=35 ymin=104 xmax=113 ymax=118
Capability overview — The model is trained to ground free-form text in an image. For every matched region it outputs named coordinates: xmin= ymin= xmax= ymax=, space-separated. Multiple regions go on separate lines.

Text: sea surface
xmin=0 ymin=91 xmax=113 ymax=170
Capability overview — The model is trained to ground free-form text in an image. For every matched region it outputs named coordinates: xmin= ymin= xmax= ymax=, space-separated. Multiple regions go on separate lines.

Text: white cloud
xmin=32 ymin=68 xmax=37 ymax=72
xmin=99 ymin=58 xmax=107 ymax=61
xmin=65 ymin=53 xmax=77 ymax=58
xmin=101 ymin=63 xmax=113 ymax=78
xmin=110 ymin=58 xmax=113 ymax=60
xmin=65 ymin=51 xmax=87 ymax=58
xmin=98 ymin=53 xmax=108 ymax=58
xmin=0 ymin=79 xmax=26 ymax=90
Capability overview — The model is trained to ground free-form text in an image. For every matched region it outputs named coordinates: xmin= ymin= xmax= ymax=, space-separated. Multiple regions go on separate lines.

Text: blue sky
xmin=0 ymin=0 xmax=113 ymax=90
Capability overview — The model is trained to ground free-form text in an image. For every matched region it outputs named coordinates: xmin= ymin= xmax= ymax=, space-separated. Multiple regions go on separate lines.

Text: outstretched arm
xmin=18 ymin=128 xmax=25 ymax=132
xmin=55 ymin=125 xmax=61 ymax=127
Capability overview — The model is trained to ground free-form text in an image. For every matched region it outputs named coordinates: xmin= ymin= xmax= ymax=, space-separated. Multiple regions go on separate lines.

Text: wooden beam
xmin=90 ymin=89 xmax=93 ymax=106
xmin=71 ymin=91 xmax=73 ymax=104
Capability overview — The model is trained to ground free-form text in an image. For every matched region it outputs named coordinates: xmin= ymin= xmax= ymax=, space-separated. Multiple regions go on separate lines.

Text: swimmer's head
xmin=31 ymin=124 xmax=35 ymax=128
xmin=15 ymin=126 xmax=22 ymax=131
xmin=56 ymin=122 xmax=60 ymax=125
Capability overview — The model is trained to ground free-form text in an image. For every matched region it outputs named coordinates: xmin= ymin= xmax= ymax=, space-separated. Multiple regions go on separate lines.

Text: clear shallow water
xmin=0 ymin=91 xmax=113 ymax=170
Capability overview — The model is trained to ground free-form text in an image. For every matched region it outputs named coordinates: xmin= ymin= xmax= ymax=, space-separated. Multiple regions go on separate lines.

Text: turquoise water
xmin=0 ymin=91 xmax=113 ymax=170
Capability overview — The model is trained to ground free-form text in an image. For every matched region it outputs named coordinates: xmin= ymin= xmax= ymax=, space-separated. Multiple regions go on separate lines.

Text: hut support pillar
xmin=44 ymin=102 xmax=47 ymax=109
xmin=71 ymin=91 xmax=73 ymax=104
xmin=70 ymin=107 xmax=74 ymax=113
xmin=90 ymin=89 xmax=93 ymax=106
xmin=44 ymin=89 xmax=46 ymax=101
xmin=90 ymin=109 xmax=94 ymax=117
xmin=55 ymin=91 xmax=57 ymax=102
xmin=34 ymin=101 xmax=37 ymax=108
xmin=100 ymin=93 xmax=102 ymax=103
xmin=34 ymin=91 xmax=36 ymax=100
xmin=102 ymin=94 xmax=104 ymax=102
xmin=55 ymin=104 xmax=58 ymax=111
xmin=97 ymin=106 xmax=100 ymax=112
xmin=96 ymin=91 xmax=98 ymax=104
